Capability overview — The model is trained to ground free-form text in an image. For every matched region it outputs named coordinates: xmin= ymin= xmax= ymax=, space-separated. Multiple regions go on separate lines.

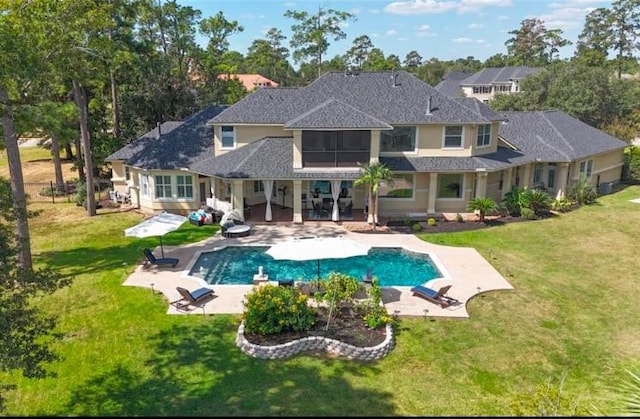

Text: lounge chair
xmin=143 ymin=248 xmax=179 ymax=269
xmin=172 ymin=286 xmax=215 ymax=311
xmin=410 ymin=284 xmax=460 ymax=308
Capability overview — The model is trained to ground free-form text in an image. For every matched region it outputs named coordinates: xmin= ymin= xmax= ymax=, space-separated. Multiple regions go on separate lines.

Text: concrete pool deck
xmin=123 ymin=223 xmax=514 ymax=318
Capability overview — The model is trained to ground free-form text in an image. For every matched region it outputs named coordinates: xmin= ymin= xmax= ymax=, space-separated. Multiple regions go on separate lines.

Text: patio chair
xmin=410 ymin=284 xmax=460 ymax=308
xmin=142 ymin=248 xmax=179 ymax=269
xmin=172 ymin=286 xmax=215 ymax=311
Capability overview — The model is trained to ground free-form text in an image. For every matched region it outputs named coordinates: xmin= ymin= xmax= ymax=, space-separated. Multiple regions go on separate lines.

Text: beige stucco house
xmin=106 ymin=70 xmax=626 ymax=223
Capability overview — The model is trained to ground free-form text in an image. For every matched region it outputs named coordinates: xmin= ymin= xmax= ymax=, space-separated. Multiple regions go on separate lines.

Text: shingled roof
xmin=460 ymin=66 xmax=542 ymax=85
xmin=209 ymin=70 xmax=506 ymax=126
xmin=498 ymin=111 xmax=627 ymax=162
xmin=105 ymin=105 xmax=227 ymax=170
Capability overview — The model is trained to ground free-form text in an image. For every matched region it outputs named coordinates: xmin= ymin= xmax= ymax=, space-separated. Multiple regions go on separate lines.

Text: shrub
xmin=570 ymin=175 xmax=597 ymax=205
xmin=551 ymin=197 xmax=574 ymax=212
xmin=242 ymin=284 xmax=315 ymax=335
xmin=502 ymin=185 xmax=526 ymax=216
xmin=412 ymin=222 xmax=422 ymax=232
xmin=467 ymin=197 xmax=498 ymax=223
xmin=623 ymin=145 xmax=640 ymax=180
xmin=520 ymin=207 xmax=537 ymax=219
xmin=75 ymin=181 xmax=87 ymax=208
xmin=523 ymin=188 xmax=552 ymax=216
xmin=427 ymin=217 xmax=437 ymax=226
xmin=358 ymin=278 xmax=393 ymax=329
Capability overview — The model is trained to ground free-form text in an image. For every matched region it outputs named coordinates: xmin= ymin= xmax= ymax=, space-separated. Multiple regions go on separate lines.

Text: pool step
xmin=206 ymin=260 xmax=230 ymax=285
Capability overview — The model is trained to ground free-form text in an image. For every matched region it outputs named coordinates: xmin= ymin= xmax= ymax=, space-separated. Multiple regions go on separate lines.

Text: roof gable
xmin=284 ymin=98 xmax=392 ymax=129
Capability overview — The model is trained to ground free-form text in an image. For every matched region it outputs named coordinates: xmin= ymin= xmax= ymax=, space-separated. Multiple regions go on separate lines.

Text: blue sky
xmin=178 ymin=0 xmax=613 ymax=63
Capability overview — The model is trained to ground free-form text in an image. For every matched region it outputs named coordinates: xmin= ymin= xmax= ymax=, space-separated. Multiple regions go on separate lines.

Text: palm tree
xmin=467 ymin=197 xmax=498 ymax=223
xmin=354 ymin=162 xmax=393 ymax=230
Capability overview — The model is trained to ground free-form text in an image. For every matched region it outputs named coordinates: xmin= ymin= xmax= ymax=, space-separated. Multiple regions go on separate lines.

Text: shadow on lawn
xmin=59 ymin=318 xmax=399 ymax=416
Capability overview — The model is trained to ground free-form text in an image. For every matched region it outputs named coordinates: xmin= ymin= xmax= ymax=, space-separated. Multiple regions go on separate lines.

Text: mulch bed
xmin=343 ymin=216 xmax=530 ymax=234
xmin=243 ymin=306 xmax=387 ymax=348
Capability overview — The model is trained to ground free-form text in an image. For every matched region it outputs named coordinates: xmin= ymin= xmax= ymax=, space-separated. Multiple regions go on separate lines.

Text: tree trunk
xmin=64 ymin=142 xmax=74 ymax=160
xmin=50 ymin=133 xmax=65 ymax=193
xmin=72 ymin=79 xmax=96 ymax=216
xmin=0 ymin=84 xmax=33 ymax=272
xmin=367 ymin=186 xmax=376 ymax=230
xmin=74 ymin=136 xmax=84 ymax=179
xmin=110 ymin=69 xmax=120 ymax=138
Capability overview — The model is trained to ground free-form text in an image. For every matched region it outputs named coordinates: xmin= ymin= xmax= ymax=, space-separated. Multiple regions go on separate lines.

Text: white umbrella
xmin=265 ymin=236 xmax=371 ymax=279
xmin=124 ymin=211 xmax=187 ymax=257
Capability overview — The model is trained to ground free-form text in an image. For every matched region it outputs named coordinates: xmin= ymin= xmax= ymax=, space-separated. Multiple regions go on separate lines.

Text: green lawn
xmin=1 ymin=185 xmax=639 ymax=415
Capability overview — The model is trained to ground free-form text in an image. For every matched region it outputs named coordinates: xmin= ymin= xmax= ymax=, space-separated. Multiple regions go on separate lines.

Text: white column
xmin=427 ymin=172 xmax=438 ymax=214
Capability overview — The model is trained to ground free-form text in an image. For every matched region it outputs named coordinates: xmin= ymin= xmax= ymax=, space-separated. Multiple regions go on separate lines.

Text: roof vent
xmin=156 ymin=121 xmax=162 ymax=138
xmin=425 ymin=96 xmax=433 ymax=116
xmin=391 ymin=69 xmax=398 ymax=87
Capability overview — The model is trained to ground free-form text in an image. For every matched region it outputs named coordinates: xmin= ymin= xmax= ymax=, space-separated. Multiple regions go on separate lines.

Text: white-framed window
xmin=125 ymin=166 xmax=130 ymax=181
xmin=380 ymin=126 xmax=417 ymax=152
xmin=140 ymin=173 xmax=150 ymax=198
xmin=176 ymin=175 xmax=193 ymax=199
xmin=473 ymin=86 xmax=491 ymax=94
xmin=443 ymin=125 xmax=463 ymax=148
xmin=476 ymin=124 xmax=491 ymax=147
xmin=437 ymin=173 xmax=463 ymax=199
xmin=379 ymin=174 xmax=414 ymax=199
xmin=155 ymin=175 xmax=172 ymax=198
xmin=221 ymin=126 xmax=235 ymax=148
xmin=579 ymin=159 xmax=593 ymax=179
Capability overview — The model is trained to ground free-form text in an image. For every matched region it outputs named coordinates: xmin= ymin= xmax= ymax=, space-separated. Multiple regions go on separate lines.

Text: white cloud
xmin=539 ymin=5 xmax=596 ymax=32
xmin=371 ymin=33 xmax=380 ymax=38
xmin=386 ymin=29 xmax=398 ymax=36
xmin=385 ymin=0 xmax=512 ymax=15
xmin=416 ymin=24 xmax=432 ymax=31
xmin=385 ymin=0 xmax=458 ymax=15
xmin=453 ymin=37 xmax=474 ymax=43
xmin=468 ymin=23 xmax=486 ymax=29
xmin=497 ymin=15 xmax=509 ymax=20
xmin=475 ymin=39 xmax=486 ymax=44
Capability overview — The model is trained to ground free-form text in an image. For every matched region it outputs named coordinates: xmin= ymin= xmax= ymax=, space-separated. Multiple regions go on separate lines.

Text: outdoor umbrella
xmin=265 ymin=235 xmax=372 ymax=280
xmin=124 ymin=211 xmax=187 ymax=257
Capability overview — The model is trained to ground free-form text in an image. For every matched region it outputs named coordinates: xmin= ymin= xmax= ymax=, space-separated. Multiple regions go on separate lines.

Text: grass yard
xmin=1 ymin=147 xmax=640 ymax=415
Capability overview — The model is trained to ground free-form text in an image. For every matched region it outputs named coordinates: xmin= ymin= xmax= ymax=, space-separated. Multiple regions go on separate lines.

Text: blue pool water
xmin=189 ymin=246 xmax=443 ymax=287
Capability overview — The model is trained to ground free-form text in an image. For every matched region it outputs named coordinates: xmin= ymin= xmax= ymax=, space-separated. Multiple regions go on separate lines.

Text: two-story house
xmin=106 ymin=70 xmax=626 ymax=224
xmin=437 ymin=66 xmax=542 ymax=102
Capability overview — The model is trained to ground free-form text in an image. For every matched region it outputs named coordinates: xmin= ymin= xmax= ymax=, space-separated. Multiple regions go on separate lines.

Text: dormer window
xmin=221 ymin=126 xmax=235 ymax=149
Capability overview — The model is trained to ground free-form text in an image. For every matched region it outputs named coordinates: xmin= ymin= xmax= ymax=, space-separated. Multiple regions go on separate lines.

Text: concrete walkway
xmin=123 ymin=223 xmax=513 ymax=318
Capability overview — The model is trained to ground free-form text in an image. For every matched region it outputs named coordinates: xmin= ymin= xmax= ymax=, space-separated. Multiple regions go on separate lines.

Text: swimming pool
xmin=188 ymin=246 xmax=443 ymax=287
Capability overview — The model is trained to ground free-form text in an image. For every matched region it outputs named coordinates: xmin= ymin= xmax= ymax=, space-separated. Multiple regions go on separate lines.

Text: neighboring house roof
xmin=105 ymin=105 xmax=227 ymax=170
xmin=217 ymin=73 xmax=279 ymax=90
xmin=209 ymin=70 xmax=507 ymax=126
xmin=498 ymin=110 xmax=627 ymax=162
xmin=434 ymin=71 xmax=471 ymax=97
xmin=460 ymin=66 xmax=542 ymax=86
